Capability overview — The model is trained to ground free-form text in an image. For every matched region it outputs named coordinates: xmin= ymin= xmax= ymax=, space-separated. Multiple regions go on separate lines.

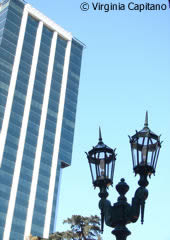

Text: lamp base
xmin=112 ymin=225 xmax=131 ymax=240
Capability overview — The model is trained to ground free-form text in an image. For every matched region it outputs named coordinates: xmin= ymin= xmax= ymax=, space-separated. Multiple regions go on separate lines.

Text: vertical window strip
xmin=3 ymin=19 xmax=43 ymax=240
xmin=24 ymin=31 xmax=58 ymax=238
xmin=43 ymin=39 xmax=72 ymax=238
xmin=51 ymin=167 xmax=62 ymax=233
xmin=0 ymin=8 xmax=28 ymax=167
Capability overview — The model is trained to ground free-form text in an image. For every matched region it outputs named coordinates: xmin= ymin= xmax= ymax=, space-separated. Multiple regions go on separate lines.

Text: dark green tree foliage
xmin=49 ymin=215 xmax=102 ymax=240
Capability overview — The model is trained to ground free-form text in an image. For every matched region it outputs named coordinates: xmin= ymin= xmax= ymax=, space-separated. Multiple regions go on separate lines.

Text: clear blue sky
xmin=28 ymin=0 xmax=170 ymax=239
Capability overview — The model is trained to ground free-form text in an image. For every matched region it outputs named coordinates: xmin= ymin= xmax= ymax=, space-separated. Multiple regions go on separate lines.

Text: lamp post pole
xmin=86 ymin=112 xmax=162 ymax=239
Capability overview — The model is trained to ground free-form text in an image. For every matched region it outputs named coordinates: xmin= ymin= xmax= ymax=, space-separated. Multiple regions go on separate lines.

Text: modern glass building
xmin=0 ymin=0 xmax=83 ymax=239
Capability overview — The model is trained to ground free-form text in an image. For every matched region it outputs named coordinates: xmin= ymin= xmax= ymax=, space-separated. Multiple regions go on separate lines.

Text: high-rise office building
xmin=0 ymin=0 xmax=83 ymax=239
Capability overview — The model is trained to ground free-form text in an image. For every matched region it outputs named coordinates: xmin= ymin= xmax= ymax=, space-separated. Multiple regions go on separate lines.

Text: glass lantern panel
xmin=99 ymin=159 xmax=105 ymax=179
xmin=96 ymin=164 xmax=101 ymax=179
xmin=107 ymin=152 xmax=112 ymax=158
xmin=147 ymin=138 xmax=155 ymax=166
xmin=132 ymin=147 xmax=138 ymax=167
xmin=153 ymin=146 xmax=160 ymax=170
xmin=138 ymin=147 xmax=143 ymax=166
xmin=111 ymin=160 xmax=115 ymax=180
xmin=147 ymin=149 xmax=153 ymax=166
xmin=152 ymin=148 xmax=157 ymax=169
xmin=138 ymin=137 xmax=144 ymax=145
xmin=90 ymin=163 xmax=97 ymax=182
xmin=144 ymin=137 xmax=149 ymax=145
xmin=141 ymin=145 xmax=147 ymax=165
xmin=100 ymin=152 xmax=105 ymax=159
xmin=151 ymin=149 xmax=155 ymax=166
xmin=106 ymin=162 xmax=110 ymax=179
xmin=106 ymin=161 xmax=114 ymax=187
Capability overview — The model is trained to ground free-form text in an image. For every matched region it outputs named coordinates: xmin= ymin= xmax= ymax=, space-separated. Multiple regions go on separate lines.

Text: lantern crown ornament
xmin=129 ymin=111 xmax=161 ymax=178
xmin=86 ymin=128 xmax=116 ymax=188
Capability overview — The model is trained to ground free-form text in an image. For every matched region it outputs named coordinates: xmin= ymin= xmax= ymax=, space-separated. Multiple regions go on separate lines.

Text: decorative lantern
xmin=86 ymin=128 xmax=116 ymax=188
xmin=129 ymin=112 xmax=161 ymax=177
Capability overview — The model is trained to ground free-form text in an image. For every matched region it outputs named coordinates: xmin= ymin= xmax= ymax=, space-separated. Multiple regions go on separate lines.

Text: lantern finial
xmin=144 ymin=111 xmax=148 ymax=128
xmin=99 ymin=127 xmax=103 ymax=143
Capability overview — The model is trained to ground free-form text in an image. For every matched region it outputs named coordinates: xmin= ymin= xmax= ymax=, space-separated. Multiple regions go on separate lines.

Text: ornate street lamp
xmin=86 ymin=113 xmax=162 ymax=240
xmin=129 ymin=111 xmax=161 ymax=187
xmin=86 ymin=127 xmax=116 ymax=189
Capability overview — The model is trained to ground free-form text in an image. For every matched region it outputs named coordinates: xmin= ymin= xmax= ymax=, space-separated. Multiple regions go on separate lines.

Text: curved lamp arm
xmin=98 ymin=186 xmax=112 ymax=231
xmin=131 ymin=186 xmax=148 ymax=224
xmin=99 ymin=198 xmax=112 ymax=228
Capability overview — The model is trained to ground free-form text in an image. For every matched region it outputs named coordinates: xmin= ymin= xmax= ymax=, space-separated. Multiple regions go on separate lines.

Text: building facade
xmin=0 ymin=0 xmax=83 ymax=239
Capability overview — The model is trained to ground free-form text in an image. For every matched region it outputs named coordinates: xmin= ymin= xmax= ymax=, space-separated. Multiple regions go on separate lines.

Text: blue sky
xmin=28 ymin=0 xmax=170 ymax=239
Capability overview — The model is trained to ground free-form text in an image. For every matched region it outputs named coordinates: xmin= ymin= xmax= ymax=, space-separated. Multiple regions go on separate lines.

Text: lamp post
xmin=86 ymin=112 xmax=161 ymax=240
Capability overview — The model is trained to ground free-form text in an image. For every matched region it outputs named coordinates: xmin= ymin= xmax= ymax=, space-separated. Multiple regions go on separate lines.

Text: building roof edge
xmin=73 ymin=37 xmax=86 ymax=49
xmin=25 ymin=3 xmax=73 ymax=41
